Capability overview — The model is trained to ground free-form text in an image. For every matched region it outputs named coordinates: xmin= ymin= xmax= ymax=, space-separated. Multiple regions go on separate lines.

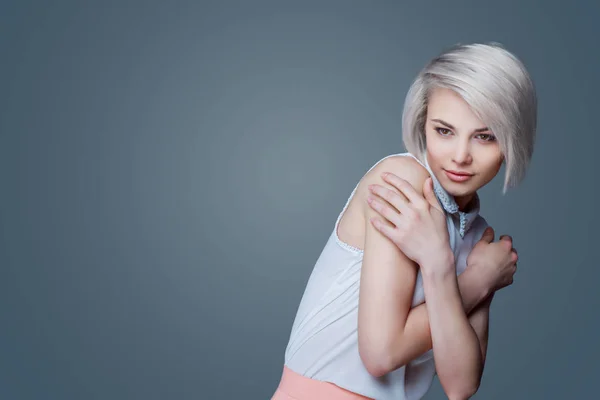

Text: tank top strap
xmin=333 ymin=152 xmax=424 ymax=254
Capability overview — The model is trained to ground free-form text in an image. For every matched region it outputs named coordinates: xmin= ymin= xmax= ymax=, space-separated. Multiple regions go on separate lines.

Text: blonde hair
xmin=402 ymin=42 xmax=537 ymax=193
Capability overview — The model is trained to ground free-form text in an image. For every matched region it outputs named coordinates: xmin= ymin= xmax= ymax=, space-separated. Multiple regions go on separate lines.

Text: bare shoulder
xmin=335 ymin=155 xmax=431 ymax=252
xmin=358 ymin=155 xmax=431 ymax=203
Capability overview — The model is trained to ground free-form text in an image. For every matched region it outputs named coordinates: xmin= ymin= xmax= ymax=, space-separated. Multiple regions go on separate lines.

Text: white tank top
xmin=283 ymin=152 xmax=489 ymax=400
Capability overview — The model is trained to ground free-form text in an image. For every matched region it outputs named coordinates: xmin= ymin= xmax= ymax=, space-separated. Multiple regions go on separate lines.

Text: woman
xmin=272 ymin=42 xmax=536 ymax=400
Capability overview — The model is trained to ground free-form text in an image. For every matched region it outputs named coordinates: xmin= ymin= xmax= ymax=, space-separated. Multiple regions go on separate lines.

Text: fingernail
xmin=381 ymin=172 xmax=388 ymax=178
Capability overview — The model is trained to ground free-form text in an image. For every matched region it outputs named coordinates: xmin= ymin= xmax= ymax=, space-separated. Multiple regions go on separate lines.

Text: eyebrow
xmin=431 ymin=118 xmax=489 ymax=133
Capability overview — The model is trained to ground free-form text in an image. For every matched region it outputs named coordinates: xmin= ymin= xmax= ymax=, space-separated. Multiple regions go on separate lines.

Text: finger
xmin=423 ymin=177 xmax=443 ymax=212
xmin=381 ymin=172 xmax=424 ymax=206
xmin=499 ymin=235 xmax=513 ymax=248
xmin=367 ymin=196 xmax=402 ymax=226
xmin=370 ymin=217 xmax=395 ymax=239
xmin=368 ymin=184 xmax=409 ymax=214
xmin=480 ymin=226 xmax=495 ymax=243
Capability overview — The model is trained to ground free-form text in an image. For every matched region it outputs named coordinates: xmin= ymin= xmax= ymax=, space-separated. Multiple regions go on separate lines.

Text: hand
xmin=367 ymin=172 xmax=452 ymax=269
xmin=466 ymin=226 xmax=519 ymax=294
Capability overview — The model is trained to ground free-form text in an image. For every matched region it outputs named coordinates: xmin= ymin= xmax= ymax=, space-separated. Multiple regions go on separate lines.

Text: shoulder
xmin=362 ymin=154 xmax=430 ymax=195
xmin=354 ymin=154 xmax=431 ymax=212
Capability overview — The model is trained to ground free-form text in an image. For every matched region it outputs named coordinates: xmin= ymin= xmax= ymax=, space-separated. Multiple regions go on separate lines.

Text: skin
xmin=367 ymin=175 xmax=517 ymax=399
xmin=341 ymin=87 xmax=518 ymax=399
xmin=423 ymin=87 xmax=504 ymax=210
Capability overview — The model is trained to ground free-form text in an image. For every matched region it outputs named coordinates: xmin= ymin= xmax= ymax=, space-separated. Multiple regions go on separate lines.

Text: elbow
xmin=366 ymin=361 xmax=391 ymax=378
xmin=446 ymin=387 xmax=478 ymax=400
xmin=443 ymin=376 xmax=481 ymax=400
xmin=361 ymin=354 xmax=392 ymax=378
xmin=357 ymin=326 xmax=412 ymax=377
xmin=358 ymin=342 xmax=400 ymax=378
xmin=440 ymin=351 xmax=483 ymax=399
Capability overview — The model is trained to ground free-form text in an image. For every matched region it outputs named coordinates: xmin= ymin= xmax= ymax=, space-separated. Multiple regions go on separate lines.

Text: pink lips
xmin=444 ymin=169 xmax=473 ymax=182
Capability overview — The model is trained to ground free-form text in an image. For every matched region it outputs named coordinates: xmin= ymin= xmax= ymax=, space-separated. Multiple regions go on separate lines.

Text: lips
xmin=445 ymin=170 xmax=473 ymax=176
xmin=443 ymin=169 xmax=474 ymax=182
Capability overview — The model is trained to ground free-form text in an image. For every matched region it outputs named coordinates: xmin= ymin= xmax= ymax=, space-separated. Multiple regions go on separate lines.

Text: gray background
xmin=1 ymin=1 xmax=598 ymax=399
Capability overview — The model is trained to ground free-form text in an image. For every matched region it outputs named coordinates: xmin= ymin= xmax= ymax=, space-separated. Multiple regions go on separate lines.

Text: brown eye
xmin=477 ymin=134 xmax=496 ymax=142
xmin=435 ymin=127 xmax=452 ymax=136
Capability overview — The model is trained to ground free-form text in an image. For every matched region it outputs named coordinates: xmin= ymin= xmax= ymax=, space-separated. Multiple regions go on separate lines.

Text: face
xmin=424 ymin=87 xmax=504 ymax=210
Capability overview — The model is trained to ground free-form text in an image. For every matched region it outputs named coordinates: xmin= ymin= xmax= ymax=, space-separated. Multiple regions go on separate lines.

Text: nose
xmin=452 ymin=140 xmax=472 ymax=165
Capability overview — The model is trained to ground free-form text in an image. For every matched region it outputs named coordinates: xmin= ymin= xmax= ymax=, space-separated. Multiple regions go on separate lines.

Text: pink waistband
xmin=272 ymin=366 xmax=373 ymax=400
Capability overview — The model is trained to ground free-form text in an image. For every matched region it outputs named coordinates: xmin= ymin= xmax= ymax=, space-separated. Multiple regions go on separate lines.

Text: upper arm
xmin=356 ymin=156 xmax=431 ymax=373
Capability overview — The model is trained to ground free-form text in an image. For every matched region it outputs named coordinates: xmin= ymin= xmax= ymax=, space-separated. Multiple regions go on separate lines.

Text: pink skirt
xmin=271 ymin=366 xmax=373 ymax=400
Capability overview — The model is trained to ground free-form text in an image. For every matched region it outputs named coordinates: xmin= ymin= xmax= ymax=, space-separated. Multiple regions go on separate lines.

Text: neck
xmin=455 ymin=193 xmax=476 ymax=212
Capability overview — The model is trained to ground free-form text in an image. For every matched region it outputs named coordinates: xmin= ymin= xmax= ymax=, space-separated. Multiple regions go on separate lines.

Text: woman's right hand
xmin=466 ymin=226 xmax=519 ymax=293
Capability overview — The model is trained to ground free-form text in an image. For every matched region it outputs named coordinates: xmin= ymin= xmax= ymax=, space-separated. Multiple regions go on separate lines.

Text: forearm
xmin=389 ymin=265 xmax=490 ymax=369
xmin=468 ymin=292 xmax=494 ymax=366
xmin=422 ymin=263 xmax=483 ymax=399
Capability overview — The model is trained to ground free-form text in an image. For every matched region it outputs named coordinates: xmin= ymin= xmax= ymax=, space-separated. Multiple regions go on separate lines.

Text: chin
xmin=444 ymin=186 xmax=472 ymax=197
xmin=440 ymin=179 xmax=478 ymax=197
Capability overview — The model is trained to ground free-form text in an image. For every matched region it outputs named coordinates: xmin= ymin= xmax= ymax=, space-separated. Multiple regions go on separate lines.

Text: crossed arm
xmin=356 ymin=157 xmax=494 ymax=399
xmin=381 ymin=265 xmax=493 ymax=369
xmin=360 ymin=248 xmax=493 ymax=398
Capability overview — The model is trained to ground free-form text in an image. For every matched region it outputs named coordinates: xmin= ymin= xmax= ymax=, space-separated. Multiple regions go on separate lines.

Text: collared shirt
xmin=284 ymin=153 xmax=489 ymax=400
xmin=422 ymin=150 xmax=480 ymax=238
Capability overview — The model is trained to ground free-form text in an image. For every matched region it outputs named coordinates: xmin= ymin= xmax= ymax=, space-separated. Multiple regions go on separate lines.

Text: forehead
xmin=427 ymin=87 xmax=484 ymax=127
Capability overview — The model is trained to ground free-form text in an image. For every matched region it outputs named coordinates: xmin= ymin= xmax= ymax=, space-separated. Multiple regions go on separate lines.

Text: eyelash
xmin=434 ymin=127 xmax=496 ymax=142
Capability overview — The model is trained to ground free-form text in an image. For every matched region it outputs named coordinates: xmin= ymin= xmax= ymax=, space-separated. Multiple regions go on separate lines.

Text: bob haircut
xmin=402 ymin=42 xmax=537 ymax=193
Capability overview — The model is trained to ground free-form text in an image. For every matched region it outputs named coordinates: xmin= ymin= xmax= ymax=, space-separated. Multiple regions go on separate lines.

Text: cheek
xmin=424 ymin=146 xmax=444 ymax=170
xmin=477 ymin=144 xmax=502 ymax=163
xmin=480 ymin=155 xmax=503 ymax=180
xmin=424 ymin=132 xmax=446 ymax=158
xmin=489 ymin=151 xmax=504 ymax=171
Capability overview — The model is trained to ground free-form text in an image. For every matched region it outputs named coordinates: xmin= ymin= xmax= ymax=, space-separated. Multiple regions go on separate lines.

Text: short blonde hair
xmin=402 ymin=42 xmax=537 ymax=193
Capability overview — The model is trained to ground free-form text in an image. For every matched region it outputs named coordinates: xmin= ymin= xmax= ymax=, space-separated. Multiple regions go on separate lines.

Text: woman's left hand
xmin=367 ymin=172 xmax=452 ymax=269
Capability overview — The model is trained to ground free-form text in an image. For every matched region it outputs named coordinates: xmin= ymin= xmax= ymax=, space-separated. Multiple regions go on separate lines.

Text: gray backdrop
xmin=1 ymin=1 xmax=598 ymax=399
